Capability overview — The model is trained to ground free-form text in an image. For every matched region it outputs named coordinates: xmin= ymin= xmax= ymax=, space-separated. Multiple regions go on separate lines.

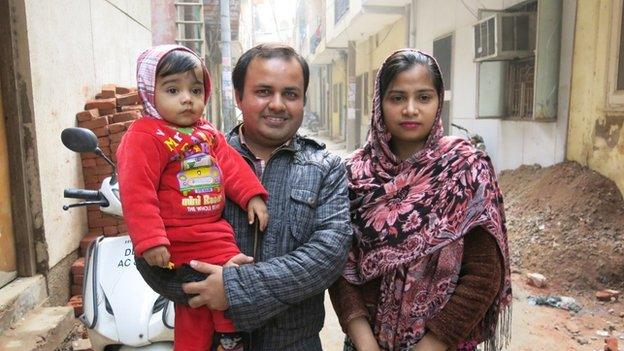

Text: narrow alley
xmin=1 ymin=1 xmax=624 ymax=351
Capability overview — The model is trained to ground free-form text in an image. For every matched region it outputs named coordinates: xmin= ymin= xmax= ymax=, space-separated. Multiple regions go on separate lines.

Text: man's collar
xmin=227 ymin=123 xmax=325 ymax=156
xmin=237 ymin=124 xmax=295 ymax=160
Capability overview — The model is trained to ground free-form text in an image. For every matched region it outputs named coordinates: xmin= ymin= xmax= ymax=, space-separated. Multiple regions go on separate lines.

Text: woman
xmin=329 ymin=49 xmax=512 ymax=351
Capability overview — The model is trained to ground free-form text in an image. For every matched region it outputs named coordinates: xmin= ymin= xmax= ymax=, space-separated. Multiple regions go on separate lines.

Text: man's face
xmin=235 ymin=57 xmax=305 ymax=149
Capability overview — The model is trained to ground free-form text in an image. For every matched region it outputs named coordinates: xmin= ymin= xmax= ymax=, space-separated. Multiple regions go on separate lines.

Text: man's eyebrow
xmin=283 ymin=86 xmax=302 ymax=92
xmin=252 ymin=84 xmax=272 ymax=89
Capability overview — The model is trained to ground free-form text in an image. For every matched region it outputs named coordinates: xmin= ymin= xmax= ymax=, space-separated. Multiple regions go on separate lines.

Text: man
xmin=183 ymin=43 xmax=352 ymax=350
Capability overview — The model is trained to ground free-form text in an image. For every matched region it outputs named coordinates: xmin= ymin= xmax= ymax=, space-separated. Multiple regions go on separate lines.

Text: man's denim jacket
xmin=222 ymin=126 xmax=352 ymax=350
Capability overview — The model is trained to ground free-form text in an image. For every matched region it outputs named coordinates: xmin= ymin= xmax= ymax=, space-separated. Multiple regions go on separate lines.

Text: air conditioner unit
xmin=473 ymin=12 xmax=536 ymax=62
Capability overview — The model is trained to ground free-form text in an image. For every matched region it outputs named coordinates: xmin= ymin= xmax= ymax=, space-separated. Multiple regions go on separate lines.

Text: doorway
xmin=0 ymin=83 xmax=17 ymax=288
xmin=433 ymin=33 xmax=453 ymax=134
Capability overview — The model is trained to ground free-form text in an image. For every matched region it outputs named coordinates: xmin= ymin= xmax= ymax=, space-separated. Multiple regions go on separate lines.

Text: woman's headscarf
xmin=136 ymin=44 xmax=212 ymax=119
xmin=343 ymin=49 xmax=512 ymax=350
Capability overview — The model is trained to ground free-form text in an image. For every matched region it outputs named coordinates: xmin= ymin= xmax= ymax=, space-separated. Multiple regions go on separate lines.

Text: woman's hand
xmin=247 ymin=195 xmax=269 ymax=231
xmin=411 ymin=332 xmax=448 ymax=351
xmin=347 ymin=317 xmax=381 ymax=351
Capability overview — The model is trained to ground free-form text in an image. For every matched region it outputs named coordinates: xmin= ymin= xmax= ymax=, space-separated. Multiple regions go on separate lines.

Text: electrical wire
xmin=459 ymin=0 xmax=479 ymax=19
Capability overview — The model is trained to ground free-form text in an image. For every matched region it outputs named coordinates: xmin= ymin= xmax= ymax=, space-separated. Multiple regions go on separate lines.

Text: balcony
xmin=307 ymin=36 xmax=343 ymax=65
xmin=325 ymin=0 xmax=410 ymax=47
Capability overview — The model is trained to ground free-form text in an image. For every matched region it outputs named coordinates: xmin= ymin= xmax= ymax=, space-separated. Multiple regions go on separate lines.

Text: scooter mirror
xmin=61 ymin=127 xmax=99 ymax=153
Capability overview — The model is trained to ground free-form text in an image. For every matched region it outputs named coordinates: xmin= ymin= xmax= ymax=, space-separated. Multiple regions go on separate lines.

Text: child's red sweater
xmin=117 ymin=117 xmax=267 ymax=264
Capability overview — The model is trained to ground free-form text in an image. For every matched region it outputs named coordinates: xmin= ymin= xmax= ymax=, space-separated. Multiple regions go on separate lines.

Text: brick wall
xmin=68 ymin=84 xmax=142 ymax=315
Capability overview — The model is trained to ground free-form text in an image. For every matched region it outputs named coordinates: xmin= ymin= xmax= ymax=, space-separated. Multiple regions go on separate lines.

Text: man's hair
xmin=232 ymin=43 xmax=310 ymax=99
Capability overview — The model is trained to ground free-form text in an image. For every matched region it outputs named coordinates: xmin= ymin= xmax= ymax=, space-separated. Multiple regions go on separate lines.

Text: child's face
xmin=154 ymin=65 xmax=205 ymax=127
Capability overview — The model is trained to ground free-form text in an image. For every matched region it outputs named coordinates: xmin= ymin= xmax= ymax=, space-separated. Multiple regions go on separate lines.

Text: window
xmin=506 ymin=58 xmax=534 ymax=119
xmin=607 ymin=0 xmax=624 ymax=108
xmin=476 ymin=0 xmax=560 ymax=120
xmin=335 ymin=0 xmax=349 ymax=24
xmin=175 ymin=0 xmax=205 ymax=56
xmin=434 ymin=34 xmax=453 ymax=133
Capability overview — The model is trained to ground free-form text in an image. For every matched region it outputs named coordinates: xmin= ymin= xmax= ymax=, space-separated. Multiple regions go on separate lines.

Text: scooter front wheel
xmin=117 ymin=342 xmax=173 ymax=350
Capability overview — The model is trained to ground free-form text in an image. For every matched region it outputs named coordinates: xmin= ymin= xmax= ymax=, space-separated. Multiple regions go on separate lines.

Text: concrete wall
xmin=413 ymin=0 xmax=575 ymax=171
xmin=325 ymin=0 xmax=363 ymax=46
xmin=567 ymin=0 xmax=624 ymax=195
xmin=152 ymin=0 xmax=177 ymax=45
xmin=239 ymin=0 xmax=254 ymax=51
xmin=23 ymin=0 xmax=151 ymax=267
xmin=370 ymin=18 xmax=407 ymax=69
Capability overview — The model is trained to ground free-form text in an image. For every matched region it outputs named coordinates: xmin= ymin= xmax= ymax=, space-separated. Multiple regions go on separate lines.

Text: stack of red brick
xmin=68 ymin=83 xmax=143 ymax=316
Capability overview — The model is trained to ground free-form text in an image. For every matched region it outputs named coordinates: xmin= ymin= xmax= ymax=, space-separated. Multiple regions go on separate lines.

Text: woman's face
xmin=382 ymin=64 xmax=439 ymax=157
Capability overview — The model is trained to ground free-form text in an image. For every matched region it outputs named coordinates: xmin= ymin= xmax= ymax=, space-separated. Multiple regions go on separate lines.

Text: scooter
xmin=62 ymin=127 xmax=174 ymax=351
xmin=451 ymin=123 xmax=486 ymax=151
xmin=303 ymin=110 xmax=320 ymax=133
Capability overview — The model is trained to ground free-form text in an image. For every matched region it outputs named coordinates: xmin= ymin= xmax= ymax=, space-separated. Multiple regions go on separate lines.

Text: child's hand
xmin=247 ymin=195 xmax=268 ymax=231
xmin=224 ymin=253 xmax=254 ymax=268
xmin=142 ymin=245 xmax=171 ymax=268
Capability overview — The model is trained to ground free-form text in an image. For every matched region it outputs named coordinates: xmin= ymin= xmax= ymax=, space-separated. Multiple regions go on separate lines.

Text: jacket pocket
xmin=288 ymin=188 xmax=317 ymax=244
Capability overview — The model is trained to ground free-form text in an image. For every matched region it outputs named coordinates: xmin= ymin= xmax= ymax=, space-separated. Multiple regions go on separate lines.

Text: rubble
xmin=604 ymin=336 xmax=618 ymax=351
xmin=526 ymin=272 xmax=548 ymax=288
xmin=71 ymin=338 xmax=92 ymax=351
xmin=564 ymin=321 xmax=581 ymax=334
xmin=66 ymin=295 xmax=83 ymax=318
xmin=597 ymin=330 xmax=610 ymax=337
xmin=527 ymin=295 xmax=582 ymax=312
xmin=575 ymin=336 xmax=589 ymax=345
xmin=596 ymin=289 xmax=621 ymax=302
xmin=499 ymin=162 xmax=624 ymax=293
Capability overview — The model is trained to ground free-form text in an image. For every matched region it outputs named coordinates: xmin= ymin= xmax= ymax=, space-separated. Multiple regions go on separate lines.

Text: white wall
xmin=413 ymin=0 xmax=574 ymax=171
xmin=24 ymin=0 xmax=152 ymax=267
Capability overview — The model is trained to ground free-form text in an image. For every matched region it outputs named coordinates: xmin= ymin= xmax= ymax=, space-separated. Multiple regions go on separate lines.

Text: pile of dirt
xmin=498 ymin=161 xmax=624 ymax=294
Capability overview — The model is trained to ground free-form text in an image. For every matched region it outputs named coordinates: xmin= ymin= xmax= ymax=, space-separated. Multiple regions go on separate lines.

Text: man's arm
xmin=223 ymin=155 xmax=352 ymax=331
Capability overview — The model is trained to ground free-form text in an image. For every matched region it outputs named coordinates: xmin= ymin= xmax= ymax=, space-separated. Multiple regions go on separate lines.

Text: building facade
xmin=0 ymin=0 xmax=151 ymax=301
xmin=567 ymin=0 xmax=624 ymax=195
xmin=303 ymin=0 xmax=581 ymax=176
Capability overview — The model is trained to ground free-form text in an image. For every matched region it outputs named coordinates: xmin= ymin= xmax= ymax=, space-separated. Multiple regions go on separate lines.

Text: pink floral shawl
xmin=343 ymin=49 xmax=512 ymax=350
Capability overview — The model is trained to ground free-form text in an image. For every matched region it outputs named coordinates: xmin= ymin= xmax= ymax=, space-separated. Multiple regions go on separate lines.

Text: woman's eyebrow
xmin=388 ymin=87 xmax=436 ymax=93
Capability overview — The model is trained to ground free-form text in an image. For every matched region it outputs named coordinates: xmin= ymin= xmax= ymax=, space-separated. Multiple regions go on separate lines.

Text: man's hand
xmin=182 ymin=260 xmax=229 ymax=310
xmin=247 ymin=195 xmax=269 ymax=231
xmin=224 ymin=253 xmax=254 ymax=267
xmin=142 ymin=245 xmax=171 ymax=268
